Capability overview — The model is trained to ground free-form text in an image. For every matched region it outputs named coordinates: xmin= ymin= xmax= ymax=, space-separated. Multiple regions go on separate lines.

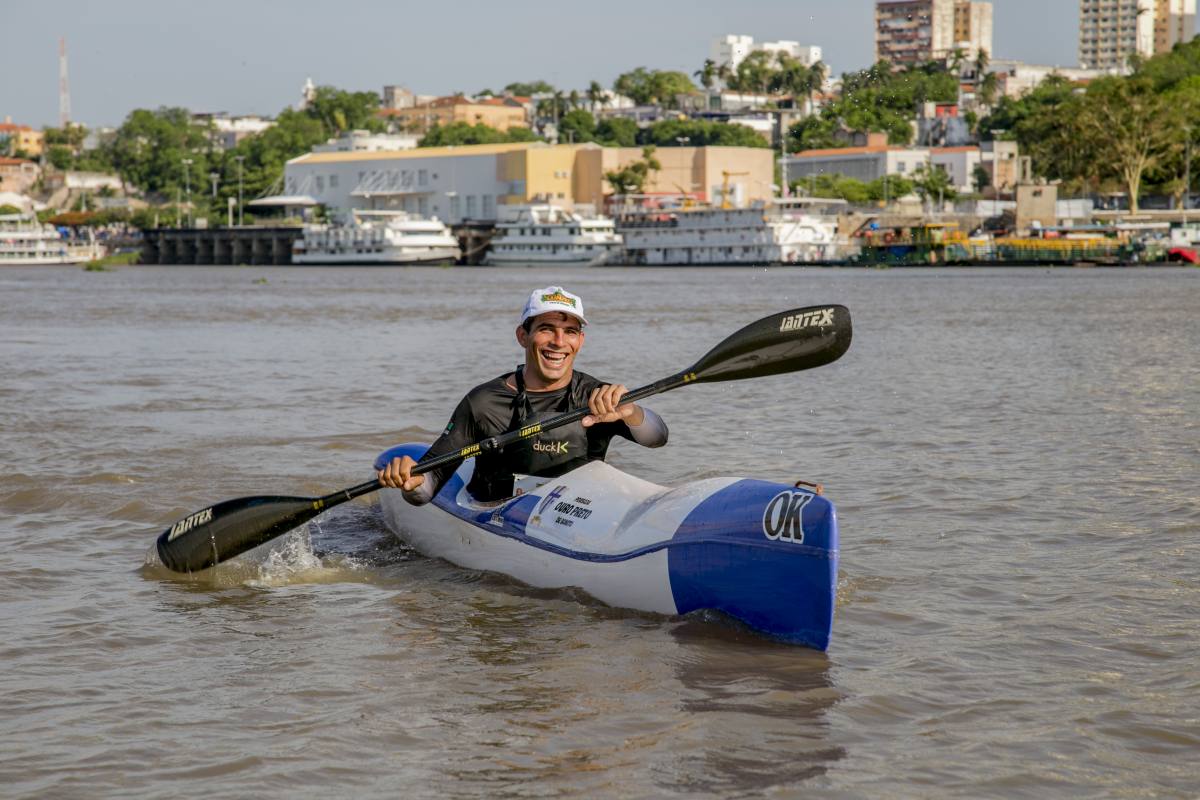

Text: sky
xmin=1 ymin=0 xmax=1101 ymax=130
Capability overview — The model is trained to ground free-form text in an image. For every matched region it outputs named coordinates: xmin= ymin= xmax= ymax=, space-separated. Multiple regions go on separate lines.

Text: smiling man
xmin=379 ymin=286 xmax=668 ymax=504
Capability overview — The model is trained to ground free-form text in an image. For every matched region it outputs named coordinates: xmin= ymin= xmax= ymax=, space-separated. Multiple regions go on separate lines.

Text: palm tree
xmin=694 ymin=59 xmax=718 ymax=91
xmin=586 ymin=80 xmax=606 ymax=114
xmin=805 ymin=61 xmax=827 ymax=116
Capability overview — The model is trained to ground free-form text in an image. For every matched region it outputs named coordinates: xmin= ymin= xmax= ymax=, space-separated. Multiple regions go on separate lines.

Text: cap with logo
xmin=519 ymin=286 xmax=587 ymax=326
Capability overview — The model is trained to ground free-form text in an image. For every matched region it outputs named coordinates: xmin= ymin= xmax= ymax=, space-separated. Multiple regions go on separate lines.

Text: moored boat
xmin=292 ymin=209 xmax=461 ymax=265
xmin=486 ymin=204 xmax=622 ymax=266
xmin=375 ymin=443 xmax=837 ymax=649
xmin=0 ymin=213 xmax=104 ymax=265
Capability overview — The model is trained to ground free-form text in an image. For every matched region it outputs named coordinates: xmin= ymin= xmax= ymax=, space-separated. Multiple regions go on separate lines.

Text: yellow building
xmin=285 ymin=142 xmax=775 ymax=222
xmin=0 ymin=123 xmax=44 ymax=157
xmin=380 ymin=95 xmax=529 ymax=134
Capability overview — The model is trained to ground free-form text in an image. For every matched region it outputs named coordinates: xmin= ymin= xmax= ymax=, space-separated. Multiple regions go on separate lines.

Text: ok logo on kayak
xmin=762 ymin=490 xmax=812 ymax=543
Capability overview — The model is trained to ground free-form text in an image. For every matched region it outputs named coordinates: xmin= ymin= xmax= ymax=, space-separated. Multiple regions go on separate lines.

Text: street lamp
xmin=234 ymin=155 xmax=246 ymax=226
xmin=209 ymin=171 xmax=219 ymax=199
xmin=181 ymin=158 xmax=193 ymax=227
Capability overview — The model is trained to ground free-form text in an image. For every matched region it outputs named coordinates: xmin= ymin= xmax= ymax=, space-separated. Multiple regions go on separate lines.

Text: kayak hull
xmin=374 ymin=444 xmax=838 ymax=649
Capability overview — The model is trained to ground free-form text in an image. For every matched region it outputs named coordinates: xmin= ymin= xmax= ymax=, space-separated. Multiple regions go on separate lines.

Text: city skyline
xmin=0 ymin=0 xmax=1159 ymax=130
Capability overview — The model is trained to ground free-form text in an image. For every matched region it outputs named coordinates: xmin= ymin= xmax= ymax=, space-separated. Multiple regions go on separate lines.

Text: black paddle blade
xmin=687 ymin=304 xmax=852 ymax=384
xmin=155 ymin=494 xmax=328 ymax=573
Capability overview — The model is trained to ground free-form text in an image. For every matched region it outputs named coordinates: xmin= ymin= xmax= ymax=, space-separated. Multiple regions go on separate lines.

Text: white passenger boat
xmin=615 ymin=198 xmax=854 ymax=265
xmin=486 ymin=204 xmax=622 ymax=266
xmin=0 ymin=214 xmax=103 ymax=265
xmin=292 ymin=210 xmax=461 ymax=265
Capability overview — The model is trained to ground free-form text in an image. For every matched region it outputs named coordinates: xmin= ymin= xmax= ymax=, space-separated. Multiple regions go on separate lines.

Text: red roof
xmin=0 ymin=156 xmax=36 ymax=166
xmin=0 ymin=123 xmax=34 ymax=133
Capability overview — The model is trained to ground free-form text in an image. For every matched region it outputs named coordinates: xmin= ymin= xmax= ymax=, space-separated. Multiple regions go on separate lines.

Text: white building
xmin=1079 ymin=0 xmax=1156 ymax=70
xmin=312 ymin=130 xmax=420 ymax=153
xmin=192 ymin=113 xmax=275 ymax=149
xmin=987 ymin=59 xmax=1117 ymax=98
xmin=785 ymin=143 xmax=994 ymax=194
xmin=757 ymin=40 xmax=823 ymax=66
xmin=711 ymin=35 xmax=755 ymax=70
xmin=710 ymin=34 xmax=824 ymax=72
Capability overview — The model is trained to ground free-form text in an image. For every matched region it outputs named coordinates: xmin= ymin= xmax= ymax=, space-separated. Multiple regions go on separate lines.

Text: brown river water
xmin=1 ymin=264 xmax=1197 ymax=798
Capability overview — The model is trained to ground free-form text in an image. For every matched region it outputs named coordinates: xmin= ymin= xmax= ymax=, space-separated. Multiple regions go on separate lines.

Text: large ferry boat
xmin=292 ymin=210 xmax=461 ymax=265
xmin=613 ymin=199 xmax=853 ymax=266
xmin=486 ymin=204 xmax=622 ymax=266
xmin=0 ymin=214 xmax=104 ymax=265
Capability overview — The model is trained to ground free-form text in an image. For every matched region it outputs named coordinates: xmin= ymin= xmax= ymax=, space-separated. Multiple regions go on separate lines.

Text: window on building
xmin=329 ymin=174 xmax=339 ymax=188
xmin=418 ymin=169 xmax=428 ymax=186
xmin=466 ymin=195 xmax=476 ymax=218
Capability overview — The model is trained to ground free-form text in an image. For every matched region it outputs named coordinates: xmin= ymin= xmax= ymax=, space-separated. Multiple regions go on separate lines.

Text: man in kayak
xmin=379 ymin=286 xmax=668 ymax=504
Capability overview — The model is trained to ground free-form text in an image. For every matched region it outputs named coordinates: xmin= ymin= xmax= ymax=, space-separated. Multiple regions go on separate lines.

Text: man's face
xmin=516 ymin=311 xmax=585 ymax=390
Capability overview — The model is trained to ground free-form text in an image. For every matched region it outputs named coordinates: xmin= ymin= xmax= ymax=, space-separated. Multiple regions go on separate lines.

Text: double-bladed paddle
xmin=155 ymin=304 xmax=852 ymax=573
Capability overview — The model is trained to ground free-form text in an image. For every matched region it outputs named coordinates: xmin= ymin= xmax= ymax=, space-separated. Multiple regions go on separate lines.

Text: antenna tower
xmin=59 ymin=37 xmax=71 ymax=127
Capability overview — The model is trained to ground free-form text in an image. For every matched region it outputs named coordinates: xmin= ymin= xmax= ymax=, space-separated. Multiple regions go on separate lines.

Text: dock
xmin=141 ymin=227 xmax=304 ymax=266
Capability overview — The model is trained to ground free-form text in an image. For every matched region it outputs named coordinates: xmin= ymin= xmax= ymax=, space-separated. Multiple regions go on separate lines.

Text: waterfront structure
xmin=486 ymin=204 xmax=622 ymax=265
xmin=785 ymin=141 xmax=1016 ymax=194
xmin=1076 ymin=0 xmax=1194 ymax=70
xmin=0 ymin=157 xmax=40 ymax=194
xmin=292 ymin=210 xmax=461 ymax=265
xmin=0 ymin=122 xmax=44 ymax=158
xmin=710 ymin=35 xmax=823 ymax=75
xmin=380 ymin=95 xmax=529 ymax=135
xmin=875 ymin=1 xmax=992 ymax=66
xmin=614 ymin=199 xmax=849 ymax=265
xmin=283 ymin=142 xmax=774 ymax=222
xmin=0 ymin=213 xmax=102 ymax=265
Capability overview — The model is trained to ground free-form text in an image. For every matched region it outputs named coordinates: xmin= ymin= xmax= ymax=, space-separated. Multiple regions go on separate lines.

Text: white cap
xmin=519 ymin=286 xmax=587 ymax=326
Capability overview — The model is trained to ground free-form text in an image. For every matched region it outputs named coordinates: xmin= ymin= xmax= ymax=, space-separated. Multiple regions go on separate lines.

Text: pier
xmin=141 ymin=227 xmax=304 ymax=266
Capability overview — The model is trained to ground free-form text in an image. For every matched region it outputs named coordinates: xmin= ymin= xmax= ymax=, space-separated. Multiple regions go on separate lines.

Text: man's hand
xmin=379 ymin=455 xmax=424 ymax=492
xmin=582 ymin=384 xmax=645 ymax=427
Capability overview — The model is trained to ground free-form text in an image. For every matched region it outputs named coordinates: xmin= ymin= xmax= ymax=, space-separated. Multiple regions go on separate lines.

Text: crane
xmin=720 ymin=171 xmax=749 ymax=210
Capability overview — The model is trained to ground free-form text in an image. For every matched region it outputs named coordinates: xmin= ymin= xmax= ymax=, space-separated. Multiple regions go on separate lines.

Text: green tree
xmin=604 ymin=145 xmax=661 ymax=194
xmin=504 ymin=80 xmax=555 ymax=97
xmin=972 ymin=163 xmax=991 ymax=194
xmin=912 ymin=163 xmax=958 ymax=206
xmin=586 ymin=80 xmax=608 ymax=113
xmin=418 ymin=122 xmax=539 ymax=147
xmin=694 ymin=59 xmax=718 ymax=90
xmin=306 ymin=86 xmax=385 ymax=134
xmin=613 ymin=68 xmax=696 ymax=107
xmin=1079 ymin=77 xmax=1182 ymax=213
xmin=595 ymin=117 xmax=638 ymax=147
xmin=558 ymin=109 xmax=597 ymax=144
xmin=643 ymin=119 xmax=769 ymax=148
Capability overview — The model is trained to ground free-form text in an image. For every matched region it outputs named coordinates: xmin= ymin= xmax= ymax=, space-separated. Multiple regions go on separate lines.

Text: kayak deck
xmin=375 ymin=444 xmax=838 ymax=649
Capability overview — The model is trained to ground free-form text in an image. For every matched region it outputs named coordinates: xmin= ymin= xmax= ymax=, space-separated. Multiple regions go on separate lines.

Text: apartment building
xmin=1076 ymin=0 xmax=1190 ymax=69
xmin=1154 ymin=0 xmax=1197 ymax=52
xmin=875 ymin=1 xmax=993 ymax=66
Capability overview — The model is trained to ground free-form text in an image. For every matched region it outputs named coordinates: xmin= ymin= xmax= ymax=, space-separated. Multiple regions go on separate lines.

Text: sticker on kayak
xmin=778 ymin=308 xmax=835 ymax=332
xmin=762 ymin=490 xmax=812 ymax=543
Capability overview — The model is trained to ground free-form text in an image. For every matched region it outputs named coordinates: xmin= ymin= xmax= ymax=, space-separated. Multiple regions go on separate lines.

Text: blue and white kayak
xmin=374 ymin=444 xmax=838 ymax=650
